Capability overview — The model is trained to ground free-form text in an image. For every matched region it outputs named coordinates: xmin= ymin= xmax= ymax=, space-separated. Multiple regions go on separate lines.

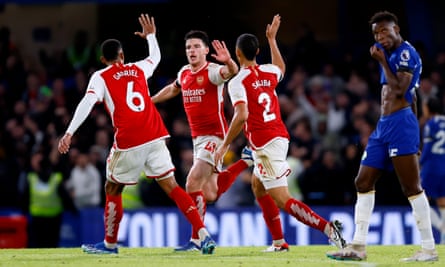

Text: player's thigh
xmin=143 ymin=140 xmax=175 ymax=179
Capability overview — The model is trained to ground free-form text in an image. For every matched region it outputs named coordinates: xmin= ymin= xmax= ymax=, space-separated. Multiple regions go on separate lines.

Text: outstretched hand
xmin=210 ymin=40 xmax=231 ymax=64
xmin=266 ymin=14 xmax=281 ymax=40
xmin=134 ymin=13 xmax=156 ymax=39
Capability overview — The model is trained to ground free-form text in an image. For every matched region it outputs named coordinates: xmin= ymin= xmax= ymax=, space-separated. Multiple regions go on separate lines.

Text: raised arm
xmin=211 ymin=40 xmax=239 ymax=79
xmin=134 ymin=13 xmax=161 ymax=67
xmin=266 ymin=14 xmax=285 ymax=75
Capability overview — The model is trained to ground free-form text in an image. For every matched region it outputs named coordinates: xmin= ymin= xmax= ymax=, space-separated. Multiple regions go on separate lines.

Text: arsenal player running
xmin=58 ymin=14 xmax=215 ymax=255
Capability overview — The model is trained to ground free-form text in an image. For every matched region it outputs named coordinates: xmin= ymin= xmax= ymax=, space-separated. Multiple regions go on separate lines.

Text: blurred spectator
xmin=418 ymin=76 xmax=439 ymax=102
xmin=92 ymin=128 xmax=111 ymax=162
xmin=327 ymin=90 xmax=351 ymax=135
xmin=65 ymin=153 xmax=101 ymax=209
xmin=122 ymin=174 xmax=146 ymax=210
xmin=320 ymin=62 xmax=345 ymax=97
xmin=345 ymin=70 xmax=369 ymax=99
xmin=280 ymin=65 xmax=307 ymax=100
xmin=61 ymin=30 xmax=99 ymax=77
xmin=289 ymin=117 xmax=320 ymax=171
xmin=286 ymin=156 xmax=303 ymax=200
xmin=18 ymin=151 xmax=76 ymax=248
xmin=297 ymin=74 xmax=331 ymax=134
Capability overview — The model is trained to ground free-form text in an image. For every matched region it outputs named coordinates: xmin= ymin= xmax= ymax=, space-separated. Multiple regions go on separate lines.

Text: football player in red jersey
xmin=58 ymin=13 xmax=215 ymax=255
xmin=215 ymin=14 xmax=346 ymax=252
xmin=151 ymin=29 xmax=287 ymax=252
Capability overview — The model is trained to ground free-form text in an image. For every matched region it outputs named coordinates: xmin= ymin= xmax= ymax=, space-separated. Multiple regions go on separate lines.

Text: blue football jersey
xmin=420 ymin=115 xmax=445 ymax=174
xmin=377 ymin=41 xmax=422 ymax=105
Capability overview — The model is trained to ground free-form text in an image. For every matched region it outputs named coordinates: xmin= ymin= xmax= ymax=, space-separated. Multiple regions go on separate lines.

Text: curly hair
xmin=369 ymin=11 xmax=398 ymax=26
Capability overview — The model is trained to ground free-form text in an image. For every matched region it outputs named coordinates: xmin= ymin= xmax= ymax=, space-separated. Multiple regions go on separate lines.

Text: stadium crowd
xmin=1 ymin=23 xmax=445 ymax=214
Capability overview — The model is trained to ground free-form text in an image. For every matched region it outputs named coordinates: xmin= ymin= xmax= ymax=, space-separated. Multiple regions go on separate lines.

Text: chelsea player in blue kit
xmin=327 ymin=11 xmax=438 ymax=262
xmin=420 ymin=97 xmax=445 ymax=244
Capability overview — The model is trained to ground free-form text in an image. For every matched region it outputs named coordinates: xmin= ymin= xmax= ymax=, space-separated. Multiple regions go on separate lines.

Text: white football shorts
xmin=253 ymin=138 xmax=291 ymax=190
xmin=106 ymin=139 xmax=175 ymax=184
xmin=193 ymin=135 xmax=223 ymax=170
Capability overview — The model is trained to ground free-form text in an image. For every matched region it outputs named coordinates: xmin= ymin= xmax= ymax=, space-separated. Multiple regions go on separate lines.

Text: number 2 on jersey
xmin=432 ymin=130 xmax=445 ymax=154
xmin=258 ymin=92 xmax=276 ymax=122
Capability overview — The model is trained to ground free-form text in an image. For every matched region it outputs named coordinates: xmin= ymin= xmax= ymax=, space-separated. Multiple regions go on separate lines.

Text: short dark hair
xmin=184 ymin=30 xmax=209 ymax=47
xmin=236 ymin=33 xmax=258 ymax=61
xmin=101 ymin=39 xmax=122 ymax=61
xmin=369 ymin=11 xmax=398 ymax=26
xmin=426 ymin=97 xmax=443 ymax=114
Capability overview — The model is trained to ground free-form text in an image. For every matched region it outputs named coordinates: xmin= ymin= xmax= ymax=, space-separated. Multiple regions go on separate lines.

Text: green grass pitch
xmin=0 ymin=245 xmax=443 ymax=267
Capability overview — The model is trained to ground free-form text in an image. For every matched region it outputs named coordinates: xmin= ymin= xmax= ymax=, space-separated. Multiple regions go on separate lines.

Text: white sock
xmin=409 ymin=191 xmax=436 ymax=250
xmin=352 ymin=191 xmax=375 ymax=245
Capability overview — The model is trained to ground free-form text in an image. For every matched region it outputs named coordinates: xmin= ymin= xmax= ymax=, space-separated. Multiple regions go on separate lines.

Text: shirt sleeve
xmin=135 ymin=33 xmax=161 ymax=79
xmin=208 ymin=63 xmax=226 ymax=85
xmin=66 ymin=92 xmax=98 ymax=135
xmin=66 ymin=72 xmax=103 ymax=134
xmin=228 ymin=75 xmax=247 ymax=106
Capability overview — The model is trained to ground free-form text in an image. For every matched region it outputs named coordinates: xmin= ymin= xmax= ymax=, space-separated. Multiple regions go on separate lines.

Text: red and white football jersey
xmin=88 ymin=60 xmax=169 ymax=150
xmin=176 ymin=62 xmax=228 ymax=139
xmin=228 ymin=64 xmax=289 ymax=148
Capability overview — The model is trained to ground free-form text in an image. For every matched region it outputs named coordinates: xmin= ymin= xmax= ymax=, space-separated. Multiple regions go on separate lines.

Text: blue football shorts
xmin=361 ymin=107 xmax=419 ymax=171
